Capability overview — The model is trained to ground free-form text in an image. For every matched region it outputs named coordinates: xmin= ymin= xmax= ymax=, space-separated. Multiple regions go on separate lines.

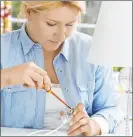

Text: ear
xmin=24 ymin=6 xmax=32 ymax=21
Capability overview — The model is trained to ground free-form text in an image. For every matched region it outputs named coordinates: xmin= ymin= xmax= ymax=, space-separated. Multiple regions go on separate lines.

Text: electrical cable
xmin=26 ymin=118 xmax=67 ymax=136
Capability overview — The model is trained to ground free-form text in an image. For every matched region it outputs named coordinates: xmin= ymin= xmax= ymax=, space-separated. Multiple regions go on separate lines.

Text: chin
xmin=44 ymin=45 xmax=60 ymax=51
xmin=44 ymin=48 xmax=57 ymax=51
xmin=43 ymin=42 xmax=61 ymax=51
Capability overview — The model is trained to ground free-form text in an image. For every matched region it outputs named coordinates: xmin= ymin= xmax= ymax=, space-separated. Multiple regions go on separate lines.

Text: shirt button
xmin=64 ymin=88 xmax=68 ymax=92
xmin=8 ymin=87 xmax=12 ymax=92
xmin=57 ymin=69 xmax=62 ymax=72
xmin=55 ymin=56 xmax=59 ymax=61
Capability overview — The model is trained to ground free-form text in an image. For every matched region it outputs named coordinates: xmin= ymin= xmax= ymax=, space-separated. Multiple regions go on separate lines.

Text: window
xmin=79 ymin=1 xmax=101 ymax=36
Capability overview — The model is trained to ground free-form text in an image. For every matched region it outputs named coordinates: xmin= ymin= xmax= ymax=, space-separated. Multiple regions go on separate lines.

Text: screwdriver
xmin=42 ymin=85 xmax=72 ymax=110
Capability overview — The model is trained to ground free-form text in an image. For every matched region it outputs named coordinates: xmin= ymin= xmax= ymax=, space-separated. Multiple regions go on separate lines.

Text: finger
xmin=32 ymin=63 xmax=47 ymax=77
xmin=29 ymin=71 xmax=43 ymax=89
xmin=42 ymin=82 xmax=51 ymax=91
xmin=24 ymin=82 xmax=38 ymax=89
xmin=68 ymin=124 xmax=89 ymax=136
xmin=72 ymin=103 xmax=84 ymax=116
xmin=77 ymin=103 xmax=85 ymax=111
xmin=43 ymin=76 xmax=51 ymax=91
xmin=34 ymin=81 xmax=40 ymax=90
xmin=32 ymin=64 xmax=52 ymax=90
xmin=71 ymin=111 xmax=86 ymax=125
xmin=68 ymin=117 xmax=88 ymax=134
xmin=23 ymin=84 xmax=29 ymax=88
xmin=72 ymin=108 xmax=79 ymax=116
xmin=23 ymin=76 xmax=36 ymax=88
xmin=33 ymin=65 xmax=51 ymax=85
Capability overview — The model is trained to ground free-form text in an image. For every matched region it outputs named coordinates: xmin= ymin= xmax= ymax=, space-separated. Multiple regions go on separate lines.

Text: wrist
xmin=1 ymin=68 xmax=12 ymax=88
xmin=91 ymin=119 xmax=101 ymax=136
xmin=83 ymin=119 xmax=101 ymax=136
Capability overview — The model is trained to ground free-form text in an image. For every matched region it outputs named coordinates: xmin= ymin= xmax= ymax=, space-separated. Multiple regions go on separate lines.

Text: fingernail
xmin=69 ymin=121 xmax=73 ymax=126
xmin=45 ymin=85 xmax=50 ymax=91
xmin=73 ymin=111 xmax=76 ymax=116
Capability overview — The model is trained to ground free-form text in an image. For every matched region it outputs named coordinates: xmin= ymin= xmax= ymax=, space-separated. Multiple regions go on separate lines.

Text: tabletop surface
xmin=1 ymin=127 xmax=68 ymax=136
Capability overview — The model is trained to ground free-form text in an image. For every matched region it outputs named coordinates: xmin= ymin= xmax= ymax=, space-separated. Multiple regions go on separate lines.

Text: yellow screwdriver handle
xmin=42 ymin=85 xmax=52 ymax=94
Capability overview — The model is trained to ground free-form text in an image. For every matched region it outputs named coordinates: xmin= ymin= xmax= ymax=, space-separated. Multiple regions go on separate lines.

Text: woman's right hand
xmin=3 ymin=62 xmax=51 ymax=91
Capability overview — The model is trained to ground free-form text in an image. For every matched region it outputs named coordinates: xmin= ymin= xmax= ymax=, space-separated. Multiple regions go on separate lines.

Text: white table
xmin=1 ymin=127 xmax=68 ymax=136
xmin=0 ymin=127 xmax=120 ymax=136
xmin=1 ymin=120 xmax=132 ymax=136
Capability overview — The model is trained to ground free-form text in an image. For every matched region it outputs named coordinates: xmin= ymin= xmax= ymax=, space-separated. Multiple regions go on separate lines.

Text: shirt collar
xmin=60 ymin=36 xmax=70 ymax=62
xmin=20 ymin=23 xmax=35 ymax=55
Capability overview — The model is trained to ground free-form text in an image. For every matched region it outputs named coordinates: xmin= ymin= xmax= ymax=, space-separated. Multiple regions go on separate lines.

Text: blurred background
xmin=1 ymin=1 xmax=100 ymax=35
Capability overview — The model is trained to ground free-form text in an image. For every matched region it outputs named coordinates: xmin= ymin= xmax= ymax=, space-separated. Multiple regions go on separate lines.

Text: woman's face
xmin=26 ymin=6 xmax=79 ymax=51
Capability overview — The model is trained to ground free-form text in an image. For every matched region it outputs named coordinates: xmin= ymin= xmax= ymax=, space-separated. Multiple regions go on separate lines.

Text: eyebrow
xmin=45 ymin=17 xmax=76 ymax=24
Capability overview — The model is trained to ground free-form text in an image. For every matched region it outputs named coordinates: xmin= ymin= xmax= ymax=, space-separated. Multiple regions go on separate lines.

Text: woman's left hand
xmin=67 ymin=103 xmax=101 ymax=136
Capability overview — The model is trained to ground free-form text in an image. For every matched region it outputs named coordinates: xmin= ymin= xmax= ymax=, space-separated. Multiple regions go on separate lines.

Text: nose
xmin=54 ymin=25 xmax=66 ymax=42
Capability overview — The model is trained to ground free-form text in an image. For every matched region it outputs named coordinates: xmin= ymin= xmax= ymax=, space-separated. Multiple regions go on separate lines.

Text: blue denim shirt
xmin=1 ymin=24 xmax=121 ymax=133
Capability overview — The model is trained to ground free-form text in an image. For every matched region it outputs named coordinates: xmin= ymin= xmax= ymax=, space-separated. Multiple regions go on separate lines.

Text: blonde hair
xmin=18 ymin=1 xmax=86 ymax=18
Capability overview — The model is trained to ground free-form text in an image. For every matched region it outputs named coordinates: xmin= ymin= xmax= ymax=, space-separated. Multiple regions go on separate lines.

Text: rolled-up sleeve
xmin=91 ymin=116 xmax=109 ymax=135
xmin=90 ymin=66 xmax=123 ymax=133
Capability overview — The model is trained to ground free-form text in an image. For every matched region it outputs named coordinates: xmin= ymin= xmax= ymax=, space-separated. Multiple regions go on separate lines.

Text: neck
xmin=43 ymin=45 xmax=62 ymax=61
xmin=26 ymin=23 xmax=38 ymax=43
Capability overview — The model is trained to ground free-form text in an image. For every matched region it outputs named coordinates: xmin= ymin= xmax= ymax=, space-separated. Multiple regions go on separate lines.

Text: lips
xmin=49 ymin=40 xmax=58 ymax=43
xmin=49 ymin=40 xmax=61 ymax=44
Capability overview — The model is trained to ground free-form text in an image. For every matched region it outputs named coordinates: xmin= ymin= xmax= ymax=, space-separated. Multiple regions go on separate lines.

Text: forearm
xmin=91 ymin=106 xmax=123 ymax=133
xmin=1 ymin=68 xmax=11 ymax=89
xmin=90 ymin=119 xmax=102 ymax=136
xmin=91 ymin=116 xmax=109 ymax=135
xmin=93 ymin=66 xmax=123 ymax=133
xmin=83 ymin=119 xmax=101 ymax=136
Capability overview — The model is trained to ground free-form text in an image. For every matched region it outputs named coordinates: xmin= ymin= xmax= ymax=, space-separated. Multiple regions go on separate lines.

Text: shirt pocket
xmin=1 ymin=85 xmax=28 ymax=126
xmin=7 ymin=85 xmax=28 ymax=113
xmin=2 ymin=85 xmax=27 ymax=110
xmin=77 ymin=80 xmax=95 ymax=113
xmin=10 ymin=86 xmax=37 ymax=128
xmin=3 ymin=85 xmax=27 ymax=93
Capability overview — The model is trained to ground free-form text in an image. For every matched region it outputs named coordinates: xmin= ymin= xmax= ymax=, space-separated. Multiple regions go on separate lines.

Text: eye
xmin=66 ymin=24 xmax=73 ymax=27
xmin=47 ymin=22 xmax=57 ymax=27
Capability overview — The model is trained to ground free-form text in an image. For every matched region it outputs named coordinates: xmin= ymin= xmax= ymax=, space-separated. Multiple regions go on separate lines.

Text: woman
xmin=1 ymin=1 xmax=121 ymax=136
